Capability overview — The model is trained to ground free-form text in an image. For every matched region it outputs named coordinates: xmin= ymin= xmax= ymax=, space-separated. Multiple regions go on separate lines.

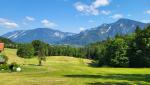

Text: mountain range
xmin=1 ymin=18 xmax=149 ymax=45
xmin=2 ymin=28 xmax=75 ymax=44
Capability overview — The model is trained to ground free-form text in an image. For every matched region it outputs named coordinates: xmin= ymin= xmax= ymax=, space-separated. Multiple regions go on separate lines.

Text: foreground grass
xmin=0 ymin=48 xmax=150 ymax=85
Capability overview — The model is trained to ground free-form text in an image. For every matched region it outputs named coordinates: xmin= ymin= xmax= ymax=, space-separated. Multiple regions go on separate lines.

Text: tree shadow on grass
xmin=87 ymin=61 xmax=109 ymax=68
xmin=87 ymin=82 xmax=131 ymax=85
xmin=27 ymin=64 xmax=39 ymax=66
xmin=64 ymin=74 xmax=150 ymax=84
xmin=88 ymin=62 xmax=99 ymax=68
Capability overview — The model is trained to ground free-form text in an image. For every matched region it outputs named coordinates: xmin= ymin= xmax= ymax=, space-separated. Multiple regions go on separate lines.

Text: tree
xmin=129 ymin=26 xmax=150 ymax=67
xmin=32 ymin=40 xmax=48 ymax=66
xmin=38 ymin=44 xmax=46 ymax=66
xmin=0 ymin=37 xmax=16 ymax=48
xmin=106 ymin=38 xmax=129 ymax=67
xmin=17 ymin=44 xmax=34 ymax=58
xmin=135 ymin=26 xmax=142 ymax=34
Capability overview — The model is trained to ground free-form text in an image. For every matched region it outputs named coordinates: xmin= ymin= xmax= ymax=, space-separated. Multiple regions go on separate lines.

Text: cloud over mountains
xmin=74 ymin=0 xmax=111 ymax=16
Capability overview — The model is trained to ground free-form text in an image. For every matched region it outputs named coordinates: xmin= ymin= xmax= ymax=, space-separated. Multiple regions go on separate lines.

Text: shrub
xmin=17 ymin=44 xmax=34 ymax=58
xmin=0 ymin=64 xmax=9 ymax=70
xmin=9 ymin=62 xmax=20 ymax=72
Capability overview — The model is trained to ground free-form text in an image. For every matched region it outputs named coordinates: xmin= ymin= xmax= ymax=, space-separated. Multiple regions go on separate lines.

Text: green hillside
xmin=0 ymin=48 xmax=150 ymax=85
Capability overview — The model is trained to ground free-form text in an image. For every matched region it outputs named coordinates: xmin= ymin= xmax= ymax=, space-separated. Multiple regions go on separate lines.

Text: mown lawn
xmin=0 ymin=48 xmax=150 ymax=85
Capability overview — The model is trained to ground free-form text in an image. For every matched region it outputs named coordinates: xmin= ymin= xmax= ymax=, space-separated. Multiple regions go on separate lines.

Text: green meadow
xmin=0 ymin=48 xmax=150 ymax=85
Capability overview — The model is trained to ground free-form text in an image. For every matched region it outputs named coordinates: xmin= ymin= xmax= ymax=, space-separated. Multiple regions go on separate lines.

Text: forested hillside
xmin=86 ymin=26 xmax=150 ymax=67
xmin=0 ymin=37 xmax=16 ymax=48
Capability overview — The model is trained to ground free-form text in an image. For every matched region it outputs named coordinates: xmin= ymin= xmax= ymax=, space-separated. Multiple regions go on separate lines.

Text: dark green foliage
xmin=86 ymin=26 xmax=150 ymax=67
xmin=48 ymin=45 xmax=84 ymax=58
xmin=32 ymin=40 xmax=48 ymax=66
xmin=32 ymin=40 xmax=49 ymax=56
xmin=9 ymin=62 xmax=20 ymax=72
xmin=128 ymin=26 xmax=150 ymax=67
xmin=0 ymin=55 xmax=9 ymax=71
xmin=87 ymin=38 xmax=129 ymax=67
xmin=107 ymin=38 xmax=129 ymax=67
xmin=0 ymin=37 xmax=13 ymax=44
xmin=0 ymin=61 xmax=20 ymax=72
xmin=0 ymin=64 xmax=9 ymax=70
xmin=0 ymin=37 xmax=17 ymax=48
xmin=17 ymin=44 xmax=34 ymax=58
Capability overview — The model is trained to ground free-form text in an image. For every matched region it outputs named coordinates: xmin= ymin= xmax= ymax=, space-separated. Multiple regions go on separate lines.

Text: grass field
xmin=0 ymin=48 xmax=150 ymax=85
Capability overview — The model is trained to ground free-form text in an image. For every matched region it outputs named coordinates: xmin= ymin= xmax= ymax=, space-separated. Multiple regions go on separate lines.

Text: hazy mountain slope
xmin=2 ymin=28 xmax=75 ymax=43
xmin=59 ymin=18 xmax=148 ymax=45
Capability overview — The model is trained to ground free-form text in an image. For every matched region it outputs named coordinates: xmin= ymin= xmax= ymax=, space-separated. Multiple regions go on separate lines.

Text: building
xmin=0 ymin=43 xmax=4 ymax=53
xmin=0 ymin=43 xmax=5 ymax=64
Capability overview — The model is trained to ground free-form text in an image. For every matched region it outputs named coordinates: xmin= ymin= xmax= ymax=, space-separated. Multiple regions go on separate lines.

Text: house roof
xmin=0 ymin=43 xmax=4 ymax=51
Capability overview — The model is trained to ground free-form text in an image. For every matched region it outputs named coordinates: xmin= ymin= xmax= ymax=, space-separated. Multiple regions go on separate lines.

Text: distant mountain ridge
xmin=1 ymin=18 xmax=149 ymax=45
xmin=58 ymin=18 xmax=148 ymax=45
xmin=2 ymin=28 xmax=75 ymax=44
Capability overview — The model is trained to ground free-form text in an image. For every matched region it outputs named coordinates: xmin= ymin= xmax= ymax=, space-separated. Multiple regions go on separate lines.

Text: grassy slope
xmin=0 ymin=48 xmax=150 ymax=85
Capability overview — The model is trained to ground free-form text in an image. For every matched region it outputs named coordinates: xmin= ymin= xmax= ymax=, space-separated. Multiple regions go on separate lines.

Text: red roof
xmin=0 ymin=43 xmax=4 ymax=51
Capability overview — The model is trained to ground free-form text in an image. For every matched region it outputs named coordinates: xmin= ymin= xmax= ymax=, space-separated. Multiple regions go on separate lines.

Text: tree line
xmin=16 ymin=25 xmax=150 ymax=67
xmin=0 ymin=37 xmax=17 ymax=48
xmin=86 ymin=26 xmax=150 ymax=67
xmin=17 ymin=40 xmax=85 ymax=65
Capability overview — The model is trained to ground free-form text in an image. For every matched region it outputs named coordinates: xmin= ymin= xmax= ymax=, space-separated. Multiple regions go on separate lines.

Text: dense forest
xmin=86 ymin=26 xmax=150 ymax=67
xmin=2 ymin=25 xmax=150 ymax=67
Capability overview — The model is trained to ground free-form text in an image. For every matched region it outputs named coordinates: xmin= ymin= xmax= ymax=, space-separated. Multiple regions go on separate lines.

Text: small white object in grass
xmin=16 ymin=67 xmax=21 ymax=72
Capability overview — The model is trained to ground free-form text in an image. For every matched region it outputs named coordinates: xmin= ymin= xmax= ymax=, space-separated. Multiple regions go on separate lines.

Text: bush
xmin=9 ymin=62 xmax=20 ymax=72
xmin=0 ymin=64 xmax=9 ymax=70
xmin=17 ymin=44 xmax=34 ymax=58
xmin=0 ymin=62 xmax=21 ymax=72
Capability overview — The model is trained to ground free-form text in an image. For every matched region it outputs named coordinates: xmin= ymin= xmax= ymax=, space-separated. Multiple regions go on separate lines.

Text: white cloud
xmin=25 ymin=16 xmax=35 ymax=21
xmin=101 ymin=10 xmax=111 ymax=15
xmin=74 ymin=0 xmax=110 ymax=16
xmin=41 ymin=19 xmax=57 ymax=28
xmin=111 ymin=14 xmax=123 ymax=19
xmin=0 ymin=18 xmax=19 ymax=28
xmin=22 ymin=16 xmax=35 ymax=26
xmin=146 ymin=10 xmax=150 ymax=14
xmin=92 ymin=0 xmax=110 ymax=8
xmin=74 ymin=2 xmax=99 ymax=16
xmin=79 ymin=27 xmax=85 ymax=32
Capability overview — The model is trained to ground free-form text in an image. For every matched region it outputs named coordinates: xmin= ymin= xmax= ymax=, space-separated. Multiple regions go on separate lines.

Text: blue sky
xmin=0 ymin=0 xmax=150 ymax=35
